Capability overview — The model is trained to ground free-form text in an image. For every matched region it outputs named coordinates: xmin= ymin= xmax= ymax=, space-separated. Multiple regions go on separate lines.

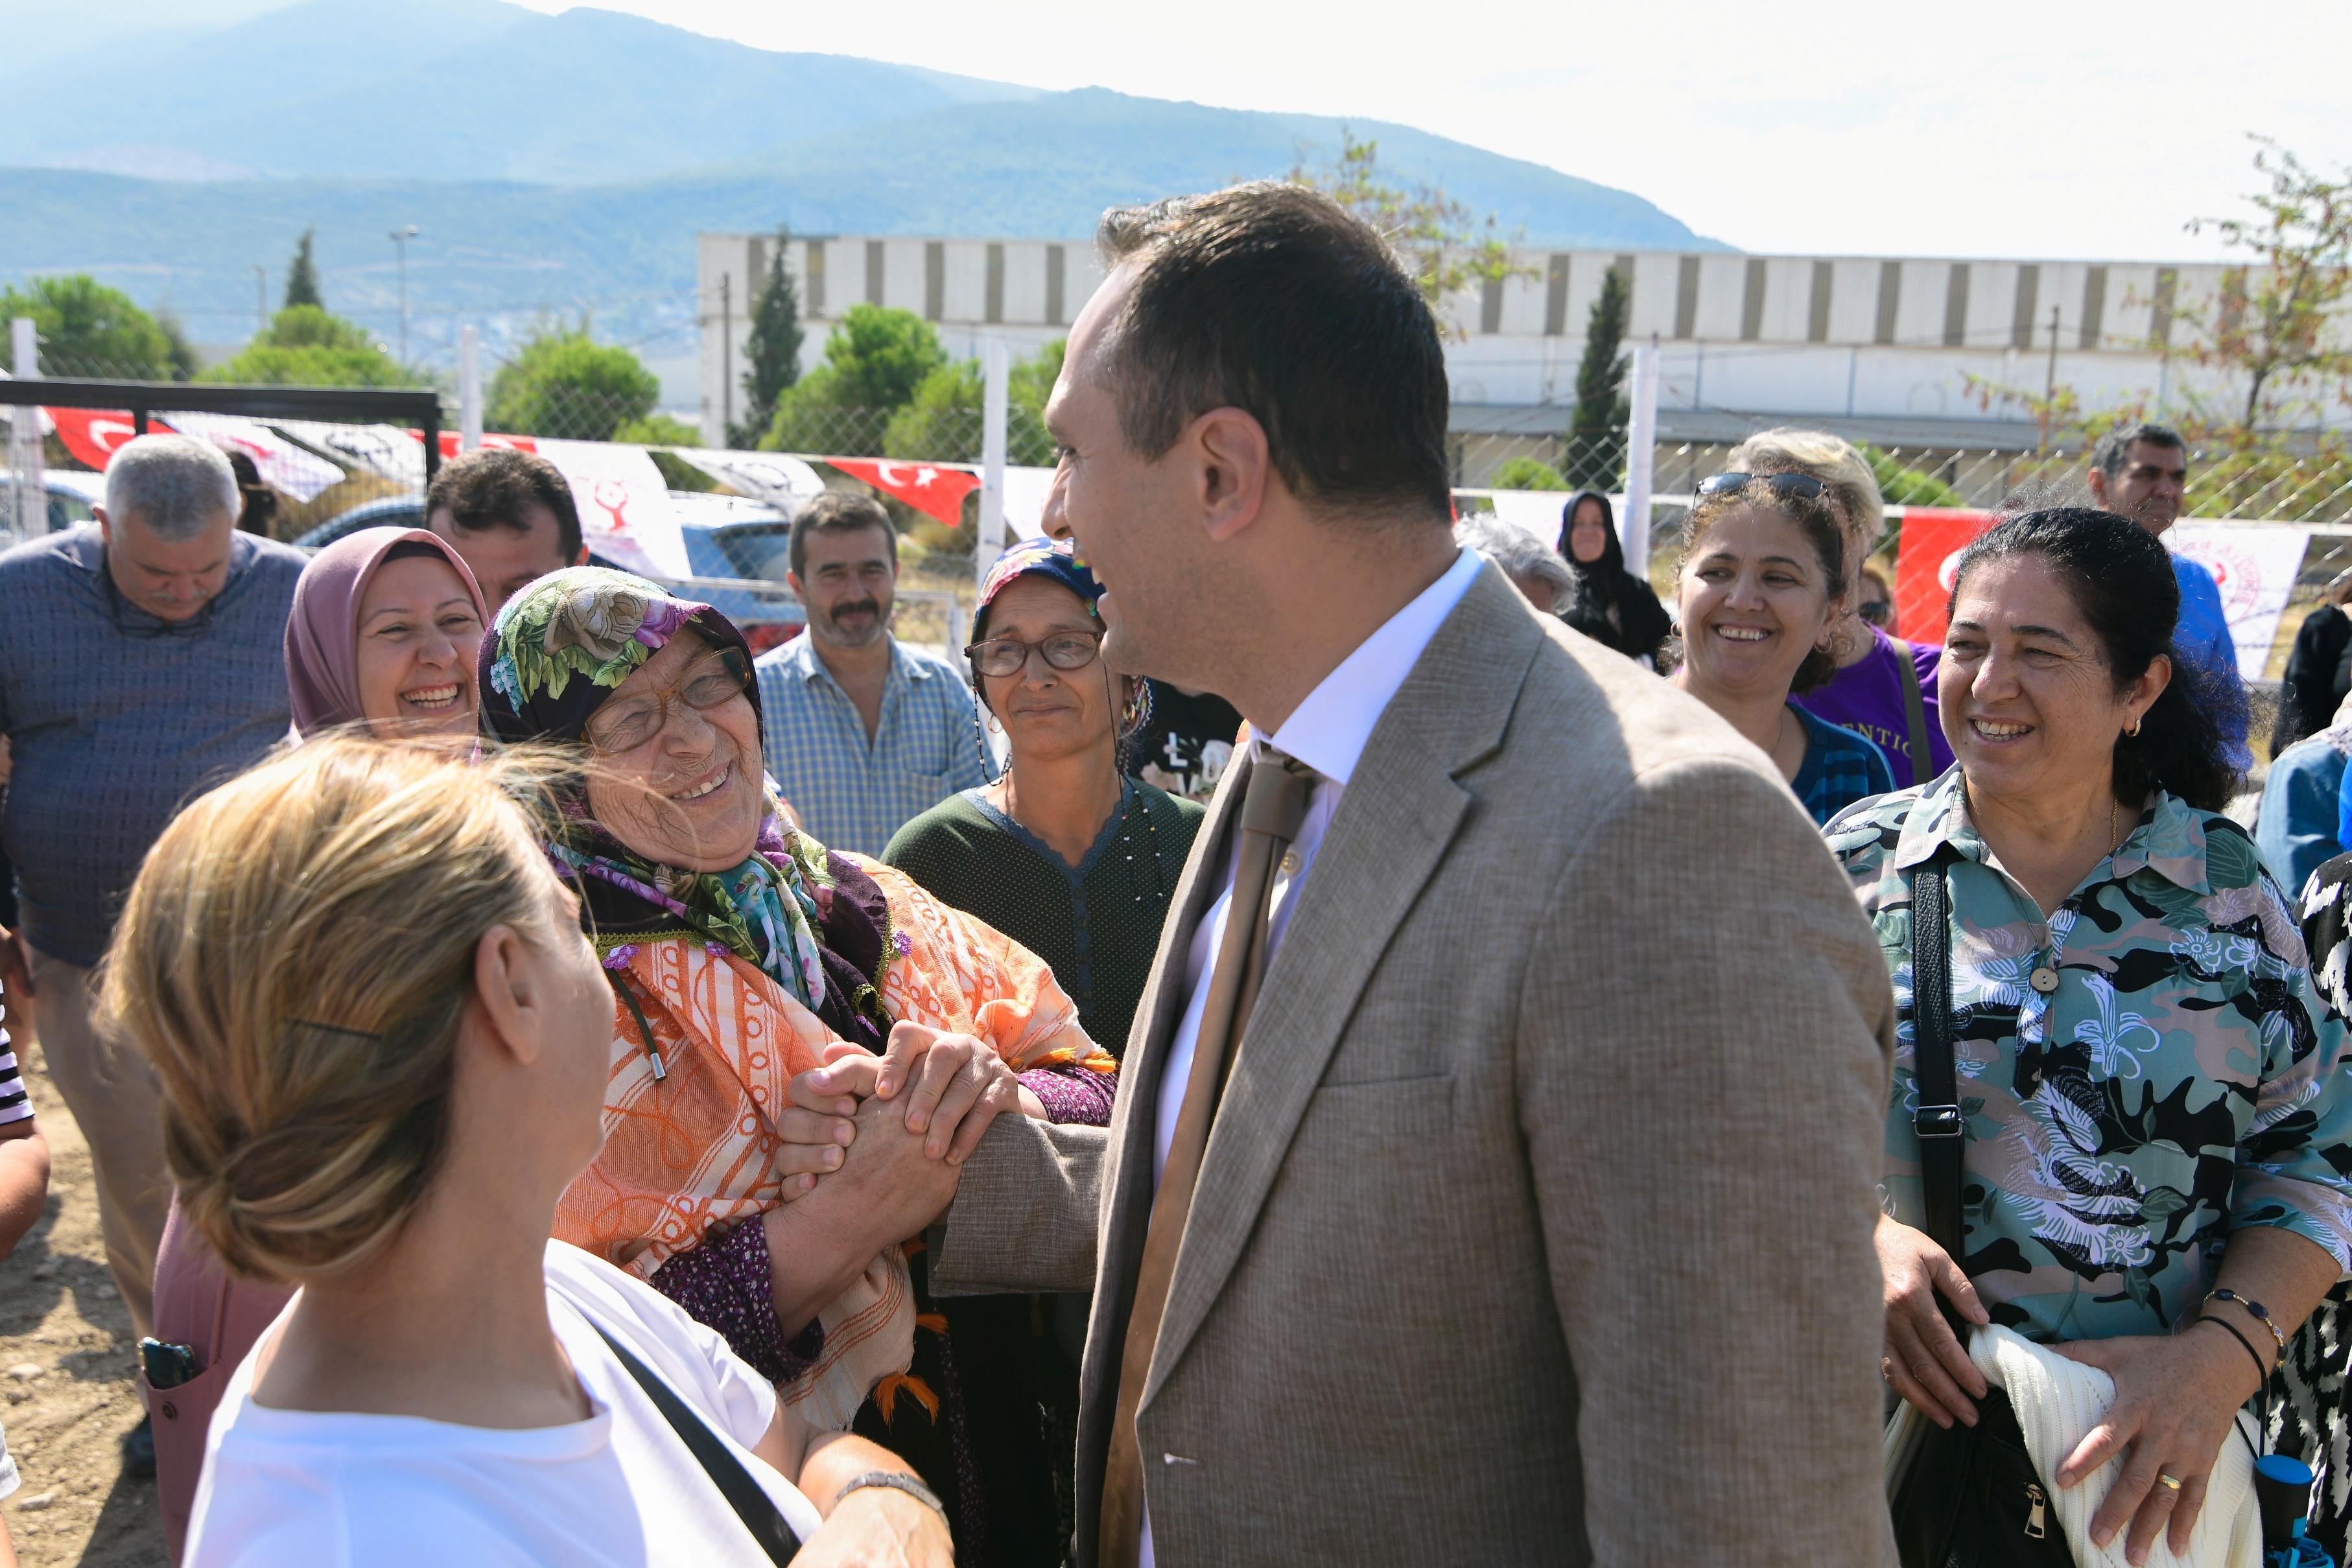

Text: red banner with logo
xmin=826 ymin=457 xmax=980 ymax=525
xmin=1892 ymin=508 xmax=1997 ymax=646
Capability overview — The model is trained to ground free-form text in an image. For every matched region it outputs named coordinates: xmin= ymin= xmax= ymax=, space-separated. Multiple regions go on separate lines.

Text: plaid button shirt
xmin=754 ymin=635 xmax=991 ymax=858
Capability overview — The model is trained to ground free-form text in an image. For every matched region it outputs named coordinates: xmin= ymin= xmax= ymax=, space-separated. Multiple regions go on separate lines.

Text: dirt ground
xmin=0 ymin=1026 xmax=167 ymax=1567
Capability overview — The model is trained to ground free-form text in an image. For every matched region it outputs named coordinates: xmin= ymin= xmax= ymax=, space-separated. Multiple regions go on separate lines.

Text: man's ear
xmin=1188 ymin=407 xmax=1270 ymax=545
xmin=2086 ymin=469 xmax=2108 ymax=507
xmin=94 ymin=506 xmax=112 ymax=544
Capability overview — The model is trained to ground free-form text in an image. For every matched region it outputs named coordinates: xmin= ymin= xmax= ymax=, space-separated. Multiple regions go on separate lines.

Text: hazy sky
xmin=513 ymin=0 xmax=2348 ymax=262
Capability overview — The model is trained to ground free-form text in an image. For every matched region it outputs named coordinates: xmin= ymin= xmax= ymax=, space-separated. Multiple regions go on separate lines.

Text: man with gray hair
xmin=1453 ymin=511 xmax=1573 ymax=613
xmin=0 ymin=434 xmax=303 ymax=1475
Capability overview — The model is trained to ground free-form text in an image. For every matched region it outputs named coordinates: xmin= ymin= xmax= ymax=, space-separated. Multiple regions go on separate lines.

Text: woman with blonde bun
xmin=104 ymin=737 xmax=950 ymax=1568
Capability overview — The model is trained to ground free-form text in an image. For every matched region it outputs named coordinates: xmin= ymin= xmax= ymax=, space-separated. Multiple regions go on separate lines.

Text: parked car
xmin=41 ymin=471 xmax=106 ymax=533
xmin=295 ymin=490 xmax=805 ymax=650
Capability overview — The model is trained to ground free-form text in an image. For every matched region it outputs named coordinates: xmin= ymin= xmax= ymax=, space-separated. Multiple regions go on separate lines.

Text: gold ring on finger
xmin=2154 ymin=1473 xmax=2183 ymax=1493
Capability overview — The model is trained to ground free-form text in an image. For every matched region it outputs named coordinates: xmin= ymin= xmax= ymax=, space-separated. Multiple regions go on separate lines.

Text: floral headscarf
xmin=479 ymin=568 xmax=892 ymax=1040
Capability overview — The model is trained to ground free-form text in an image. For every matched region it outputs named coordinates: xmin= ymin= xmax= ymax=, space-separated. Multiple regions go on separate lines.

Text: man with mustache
xmin=755 ymin=490 xmax=989 ymax=854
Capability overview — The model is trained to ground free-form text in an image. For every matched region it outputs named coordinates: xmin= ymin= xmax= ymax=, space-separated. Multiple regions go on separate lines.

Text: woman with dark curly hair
xmin=1832 ymin=508 xmax=2352 ymax=1567
xmin=1667 ymin=471 xmax=1894 ymax=825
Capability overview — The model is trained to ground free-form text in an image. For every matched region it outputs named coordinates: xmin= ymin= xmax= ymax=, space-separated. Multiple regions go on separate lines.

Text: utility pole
xmin=2039 ymin=304 xmax=2060 ymax=453
xmin=719 ymin=272 xmax=733 ymax=445
xmin=253 ymin=265 xmax=267 ymax=334
xmin=390 ymin=226 xmax=419 ymax=364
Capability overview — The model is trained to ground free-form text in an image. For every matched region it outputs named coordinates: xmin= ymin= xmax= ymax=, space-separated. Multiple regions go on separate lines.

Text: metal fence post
xmin=460 ymin=326 xmax=483 ymax=452
xmin=9 ymin=318 xmax=43 ymax=535
xmin=1620 ymin=343 xmax=1661 ymax=578
xmin=976 ymin=338 xmax=1009 ymax=584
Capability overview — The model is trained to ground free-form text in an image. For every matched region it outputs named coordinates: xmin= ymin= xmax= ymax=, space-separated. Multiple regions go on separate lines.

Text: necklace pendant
xmin=2030 ymin=965 xmax=2060 ymax=994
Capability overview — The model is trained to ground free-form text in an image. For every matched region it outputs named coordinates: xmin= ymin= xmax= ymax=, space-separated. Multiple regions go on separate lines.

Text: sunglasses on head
xmin=1695 ymin=471 xmax=1828 ymax=502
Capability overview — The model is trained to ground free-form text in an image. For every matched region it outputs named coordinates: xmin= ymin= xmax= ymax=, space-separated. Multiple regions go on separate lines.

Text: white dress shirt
xmin=1137 ymin=545 xmax=1480 ymax=1568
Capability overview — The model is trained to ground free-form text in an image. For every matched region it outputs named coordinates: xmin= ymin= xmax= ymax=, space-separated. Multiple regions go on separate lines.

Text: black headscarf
xmin=1556 ymin=490 xmax=1673 ymax=662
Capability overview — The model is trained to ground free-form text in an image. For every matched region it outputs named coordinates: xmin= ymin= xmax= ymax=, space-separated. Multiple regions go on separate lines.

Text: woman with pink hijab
xmin=284 ymin=526 xmax=489 ymax=740
xmin=143 ymin=528 xmax=491 ymax=1554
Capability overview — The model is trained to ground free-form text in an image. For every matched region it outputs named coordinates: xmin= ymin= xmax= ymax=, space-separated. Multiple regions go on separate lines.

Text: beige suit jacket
xmin=932 ymin=563 xmax=1898 ymax=1565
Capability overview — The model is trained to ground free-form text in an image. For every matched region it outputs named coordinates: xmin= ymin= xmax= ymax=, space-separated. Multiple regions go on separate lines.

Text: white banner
xmin=1481 ymin=489 xmax=1571 ymax=546
xmin=1002 ymin=465 xmax=1056 ymax=542
xmin=156 ymin=412 xmax=347 ymax=502
xmin=676 ymin=449 xmax=827 ymax=513
xmin=270 ymin=419 xmax=429 ymax=488
xmin=2168 ymin=522 xmax=2313 ymax=681
xmin=533 ymin=438 xmax=688 ymax=580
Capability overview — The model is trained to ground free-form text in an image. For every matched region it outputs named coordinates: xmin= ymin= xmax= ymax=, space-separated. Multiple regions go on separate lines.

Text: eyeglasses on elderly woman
xmin=964 ymin=629 xmax=1105 ymax=679
xmin=580 ymin=645 xmax=752 ymax=755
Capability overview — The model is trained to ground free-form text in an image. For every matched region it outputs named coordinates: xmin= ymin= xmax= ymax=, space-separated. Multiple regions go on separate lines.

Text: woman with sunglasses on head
xmin=882 ymin=538 xmax=1205 ymax=1562
xmin=480 ymin=566 xmax=1115 ymax=1564
xmin=1670 ymin=471 xmax=1896 ymax=827
xmin=1730 ymin=428 xmax=1955 ymax=791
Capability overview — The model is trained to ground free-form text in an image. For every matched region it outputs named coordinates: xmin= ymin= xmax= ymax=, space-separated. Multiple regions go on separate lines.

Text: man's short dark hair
xmin=1094 ymin=181 xmax=1453 ymax=527
xmin=790 ymin=490 xmax=898 ymax=579
xmin=2090 ymin=422 xmax=2187 ymax=480
xmin=424 ymin=448 xmax=582 ymax=561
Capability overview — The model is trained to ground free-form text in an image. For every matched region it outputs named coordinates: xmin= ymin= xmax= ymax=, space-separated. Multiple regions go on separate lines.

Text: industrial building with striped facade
xmin=698 ymin=232 xmax=2311 ymax=486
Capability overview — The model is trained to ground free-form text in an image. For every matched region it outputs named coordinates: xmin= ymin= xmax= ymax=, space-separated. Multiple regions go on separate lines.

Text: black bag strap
xmin=1907 ymin=861 xmax=1968 ymax=1266
xmin=1891 ymin=637 xmax=1934 ymax=790
xmin=593 ymin=1325 xmax=803 ymax=1565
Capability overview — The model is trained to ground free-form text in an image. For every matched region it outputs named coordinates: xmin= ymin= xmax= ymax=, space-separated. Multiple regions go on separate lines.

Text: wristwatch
xmin=834 ymin=1469 xmax=946 ymax=1517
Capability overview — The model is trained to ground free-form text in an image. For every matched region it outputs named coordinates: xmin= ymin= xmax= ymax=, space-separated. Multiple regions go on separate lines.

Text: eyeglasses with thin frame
xmin=583 ymin=648 xmax=752 ymax=755
xmin=964 ymin=629 xmax=1104 ymax=680
xmin=1695 ymin=471 xmax=1828 ymax=503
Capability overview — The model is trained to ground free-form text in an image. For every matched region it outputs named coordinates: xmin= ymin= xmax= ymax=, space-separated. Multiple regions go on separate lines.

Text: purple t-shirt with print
xmin=1793 ymin=626 xmax=1953 ymax=790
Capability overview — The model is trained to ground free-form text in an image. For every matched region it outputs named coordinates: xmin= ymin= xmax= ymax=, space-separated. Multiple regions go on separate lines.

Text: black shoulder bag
xmin=1889 ymin=863 xmax=2076 ymax=1568
xmin=593 ymin=1326 xmax=805 ymax=1565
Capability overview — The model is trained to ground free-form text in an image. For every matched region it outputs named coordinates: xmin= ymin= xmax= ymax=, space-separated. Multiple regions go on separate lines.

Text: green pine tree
xmin=1566 ymin=265 xmax=1630 ymax=490
xmin=733 ymin=231 xmax=805 ymax=448
xmin=284 ymin=229 xmax=323 ymax=310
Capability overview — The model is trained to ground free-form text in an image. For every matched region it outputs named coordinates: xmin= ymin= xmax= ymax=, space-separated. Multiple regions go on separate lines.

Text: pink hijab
xmin=285 ymin=526 xmax=488 ymax=736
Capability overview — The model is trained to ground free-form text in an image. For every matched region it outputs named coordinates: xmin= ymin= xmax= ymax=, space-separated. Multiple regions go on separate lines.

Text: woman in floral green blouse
xmin=1829 ymin=508 xmax=2352 ymax=1567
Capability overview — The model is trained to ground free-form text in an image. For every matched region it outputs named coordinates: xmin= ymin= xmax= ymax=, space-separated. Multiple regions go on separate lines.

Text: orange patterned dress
xmin=554 ymin=854 xmax=1111 ymax=1427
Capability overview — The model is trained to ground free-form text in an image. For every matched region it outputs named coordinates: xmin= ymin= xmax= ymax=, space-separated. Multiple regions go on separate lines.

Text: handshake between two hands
xmin=770 ymin=1022 xmax=1044 ymax=1204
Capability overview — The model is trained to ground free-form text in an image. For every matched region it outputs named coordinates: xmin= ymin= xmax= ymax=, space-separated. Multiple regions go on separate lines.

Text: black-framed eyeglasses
xmin=1858 ymin=599 xmax=1892 ymax=626
xmin=1695 ymin=471 xmax=1828 ymax=502
xmin=583 ymin=648 xmax=752 ymax=755
xmin=964 ymin=630 xmax=1104 ymax=679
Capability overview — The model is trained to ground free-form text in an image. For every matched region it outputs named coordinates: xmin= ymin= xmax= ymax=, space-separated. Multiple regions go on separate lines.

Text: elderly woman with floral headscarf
xmin=480 ymin=566 xmax=1115 ymax=1563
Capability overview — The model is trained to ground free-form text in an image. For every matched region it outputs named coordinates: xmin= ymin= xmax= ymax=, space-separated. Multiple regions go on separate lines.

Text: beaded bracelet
xmin=2194 ymin=1313 xmax=2272 ymax=1384
xmin=2205 ymin=1287 xmax=2288 ymax=1353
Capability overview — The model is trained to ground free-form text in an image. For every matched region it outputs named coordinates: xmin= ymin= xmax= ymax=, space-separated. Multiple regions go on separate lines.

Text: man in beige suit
xmin=832 ymin=185 xmax=1898 ymax=1565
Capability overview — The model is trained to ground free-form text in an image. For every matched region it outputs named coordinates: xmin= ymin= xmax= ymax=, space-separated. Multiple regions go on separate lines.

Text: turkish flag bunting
xmin=407 ymin=429 xmax=538 ymax=459
xmin=827 ymin=458 xmax=979 ymax=525
xmin=45 ymin=408 xmax=142 ymax=471
xmin=1891 ymin=508 xmax=1997 ymax=646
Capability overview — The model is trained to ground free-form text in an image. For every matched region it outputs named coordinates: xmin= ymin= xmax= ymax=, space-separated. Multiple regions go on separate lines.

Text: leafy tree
xmin=0 ymin=274 xmax=189 ymax=379
xmin=1493 ymin=458 xmax=1568 ymax=491
xmin=200 ymin=305 xmax=407 ymax=386
xmin=488 ymin=322 xmax=660 ymax=441
xmin=1566 ymin=265 xmax=1630 ymax=489
xmin=285 ymin=229 xmax=323 ymax=310
xmin=2177 ymin=137 xmax=2351 ymax=431
xmin=1863 ymin=447 xmax=1965 ymax=509
xmin=880 ymin=339 xmax=1062 ymax=465
xmin=734 ymin=229 xmax=805 ymax=448
xmin=617 ymin=412 xmax=703 ymax=447
xmin=1289 ymin=130 xmax=1534 ymax=334
xmin=760 ymin=305 xmax=948 ymax=454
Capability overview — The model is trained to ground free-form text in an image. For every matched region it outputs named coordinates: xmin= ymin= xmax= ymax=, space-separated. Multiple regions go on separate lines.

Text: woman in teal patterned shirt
xmin=1830 ymin=509 xmax=2352 ymax=1565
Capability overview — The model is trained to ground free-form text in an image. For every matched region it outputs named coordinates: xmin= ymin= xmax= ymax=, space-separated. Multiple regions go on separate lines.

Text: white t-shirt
xmin=184 ymin=1240 xmax=825 ymax=1567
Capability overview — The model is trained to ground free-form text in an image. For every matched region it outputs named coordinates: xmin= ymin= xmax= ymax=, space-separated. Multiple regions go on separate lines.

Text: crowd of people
xmin=0 ymin=178 xmax=2345 ymax=1568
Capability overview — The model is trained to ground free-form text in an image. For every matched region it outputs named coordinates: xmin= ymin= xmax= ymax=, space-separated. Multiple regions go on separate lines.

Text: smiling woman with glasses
xmin=881 ymin=537 xmax=1206 ymax=1558
xmin=478 ymin=565 xmax=1118 ymax=1560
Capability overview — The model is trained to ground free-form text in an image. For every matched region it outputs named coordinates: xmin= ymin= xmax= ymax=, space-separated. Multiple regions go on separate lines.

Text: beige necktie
xmin=1100 ymin=749 xmax=1317 ymax=1568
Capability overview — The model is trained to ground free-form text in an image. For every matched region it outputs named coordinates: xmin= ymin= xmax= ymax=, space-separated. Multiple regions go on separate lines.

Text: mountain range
xmin=0 ymin=1 xmax=1721 ymax=384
